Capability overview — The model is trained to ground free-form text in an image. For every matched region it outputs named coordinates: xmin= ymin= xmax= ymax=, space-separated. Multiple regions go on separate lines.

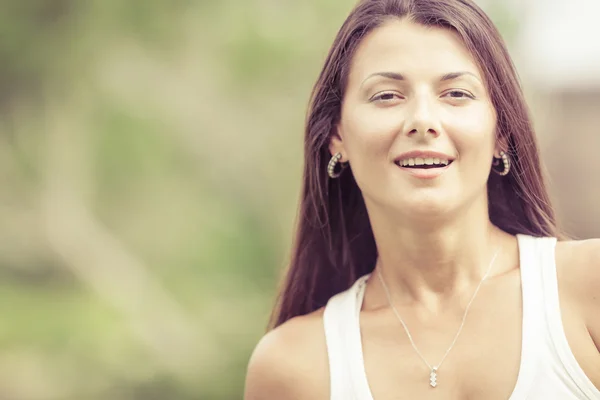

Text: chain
xmin=376 ymin=247 xmax=500 ymax=378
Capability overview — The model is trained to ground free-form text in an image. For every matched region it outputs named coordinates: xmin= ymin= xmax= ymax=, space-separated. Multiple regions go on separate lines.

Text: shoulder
xmin=244 ymin=308 xmax=330 ymax=400
xmin=555 ymin=238 xmax=600 ymax=349
xmin=555 ymin=238 xmax=600 ymax=297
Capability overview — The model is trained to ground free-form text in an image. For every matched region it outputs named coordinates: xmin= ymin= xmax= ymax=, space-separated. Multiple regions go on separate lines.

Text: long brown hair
xmin=270 ymin=0 xmax=562 ymax=329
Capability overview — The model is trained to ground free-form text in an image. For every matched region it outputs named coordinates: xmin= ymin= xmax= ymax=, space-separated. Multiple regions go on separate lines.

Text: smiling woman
xmin=335 ymin=19 xmax=500 ymax=216
xmin=244 ymin=1 xmax=600 ymax=399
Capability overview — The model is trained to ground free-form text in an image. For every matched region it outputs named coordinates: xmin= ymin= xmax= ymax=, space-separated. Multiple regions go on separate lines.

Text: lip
xmin=394 ymin=150 xmax=456 ymax=164
xmin=394 ymin=150 xmax=455 ymax=180
xmin=396 ymin=162 xmax=452 ymax=179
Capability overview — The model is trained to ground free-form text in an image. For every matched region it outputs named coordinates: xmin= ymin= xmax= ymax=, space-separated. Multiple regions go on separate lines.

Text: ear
xmin=493 ymin=134 xmax=509 ymax=158
xmin=328 ymin=123 xmax=347 ymax=161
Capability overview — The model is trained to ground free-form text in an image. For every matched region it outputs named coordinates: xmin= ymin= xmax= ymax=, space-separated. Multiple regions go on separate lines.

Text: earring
xmin=492 ymin=151 xmax=511 ymax=176
xmin=327 ymin=152 xmax=348 ymax=179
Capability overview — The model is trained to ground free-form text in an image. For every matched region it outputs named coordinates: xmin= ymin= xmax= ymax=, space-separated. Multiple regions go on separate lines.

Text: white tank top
xmin=323 ymin=234 xmax=600 ymax=399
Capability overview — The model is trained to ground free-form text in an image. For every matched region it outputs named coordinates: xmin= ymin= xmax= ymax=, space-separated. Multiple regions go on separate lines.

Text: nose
xmin=404 ymin=94 xmax=441 ymax=138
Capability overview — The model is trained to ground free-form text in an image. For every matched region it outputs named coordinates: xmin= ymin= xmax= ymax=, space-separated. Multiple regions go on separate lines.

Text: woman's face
xmin=331 ymin=18 xmax=500 ymax=218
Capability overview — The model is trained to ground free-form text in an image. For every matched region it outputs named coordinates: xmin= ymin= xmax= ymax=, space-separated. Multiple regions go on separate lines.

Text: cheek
xmin=445 ymin=105 xmax=496 ymax=156
xmin=340 ymin=104 xmax=398 ymax=160
xmin=338 ymin=105 xmax=400 ymax=192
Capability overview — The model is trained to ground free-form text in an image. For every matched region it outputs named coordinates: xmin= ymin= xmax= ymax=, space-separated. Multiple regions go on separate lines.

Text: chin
xmin=394 ymin=192 xmax=456 ymax=219
xmin=408 ymin=201 xmax=452 ymax=218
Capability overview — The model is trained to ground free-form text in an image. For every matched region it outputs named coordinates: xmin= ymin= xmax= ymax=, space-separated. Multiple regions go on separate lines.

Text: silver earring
xmin=492 ymin=151 xmax=511 ymax=176
xmin=327 ymin=152 xmax=348 ymax=179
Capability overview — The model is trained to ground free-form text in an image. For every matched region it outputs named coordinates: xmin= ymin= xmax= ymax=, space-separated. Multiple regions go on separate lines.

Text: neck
xmin=368 ymin=198 xmax=508 ymax=308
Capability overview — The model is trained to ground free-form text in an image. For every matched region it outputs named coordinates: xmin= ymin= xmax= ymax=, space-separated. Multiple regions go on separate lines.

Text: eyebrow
xmin=439 ymin=71 xmax=480 ymax=82
xmin=360 ymin=71 xmax=481 ymax=87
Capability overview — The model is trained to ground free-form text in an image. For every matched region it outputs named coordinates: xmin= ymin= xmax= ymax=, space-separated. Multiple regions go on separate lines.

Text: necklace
xmin=376 ymin=247 xmax=500 ymax=388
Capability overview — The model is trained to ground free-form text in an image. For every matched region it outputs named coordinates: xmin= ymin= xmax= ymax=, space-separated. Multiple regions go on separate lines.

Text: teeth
xmin=396 ymin=157 xmax=451 ymax=166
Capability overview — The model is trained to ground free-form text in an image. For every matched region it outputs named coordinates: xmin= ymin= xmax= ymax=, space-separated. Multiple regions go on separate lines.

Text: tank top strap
xmin=509 ymin=234 xmax=548 ymax=397
xmin=323 ymin=274 xmax=370 ymax=400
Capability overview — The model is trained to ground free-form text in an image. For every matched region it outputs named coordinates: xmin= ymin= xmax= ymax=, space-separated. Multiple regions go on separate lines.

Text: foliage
xmin=0 ymin=1 xmax=517 ymax=399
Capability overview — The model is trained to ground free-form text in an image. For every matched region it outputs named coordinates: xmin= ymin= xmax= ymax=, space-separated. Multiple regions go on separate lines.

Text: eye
xmin=442 ymin=90 xmax=475 ymax=100
xmin=370 ymin=91 xmax=403 ymax=103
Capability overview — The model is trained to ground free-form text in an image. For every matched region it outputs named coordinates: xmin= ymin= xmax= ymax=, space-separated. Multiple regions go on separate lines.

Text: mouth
xmin=393 ymin=157 xmax=454 ymax=180
xmin=394 ymin=158 xmax=454 ymax=169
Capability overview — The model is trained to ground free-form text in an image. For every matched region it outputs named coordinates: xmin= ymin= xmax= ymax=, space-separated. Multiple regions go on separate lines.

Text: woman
xmin=245 ymin=0 xmax=600 ymax=398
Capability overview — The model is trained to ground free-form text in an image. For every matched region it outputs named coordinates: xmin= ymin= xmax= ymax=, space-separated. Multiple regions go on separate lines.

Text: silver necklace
xmin=376 ymin=247 xmax=500 ymax=388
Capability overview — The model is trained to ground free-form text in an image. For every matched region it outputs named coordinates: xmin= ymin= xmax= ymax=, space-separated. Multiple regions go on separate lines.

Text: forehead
xmin=348 ymin=18 xmax=482 ymax=83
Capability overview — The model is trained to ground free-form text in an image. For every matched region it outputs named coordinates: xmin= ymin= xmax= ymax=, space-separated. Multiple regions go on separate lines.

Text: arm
xmin=555 ymin=239 xmax=600 ymax=388
xmin=244 ymin=314 xmax=329 ymax=400
xmin=244 ymin=329 xmax=299 ymax=400
xmin=559 ymin=238 xmax=600 ymax=353
xmin=577 ymin=239 xmax=600 ymax=352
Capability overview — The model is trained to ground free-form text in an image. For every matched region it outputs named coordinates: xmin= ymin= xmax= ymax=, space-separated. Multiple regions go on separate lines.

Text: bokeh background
xmin=0 ymin=0 xmax=598 ymax=399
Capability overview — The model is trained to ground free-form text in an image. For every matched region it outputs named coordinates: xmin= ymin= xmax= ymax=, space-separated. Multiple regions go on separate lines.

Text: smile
xmin=395 ymin=157 xmax=452 ymax=168
xmin=394 ymin=159 xmax=454 ymax=179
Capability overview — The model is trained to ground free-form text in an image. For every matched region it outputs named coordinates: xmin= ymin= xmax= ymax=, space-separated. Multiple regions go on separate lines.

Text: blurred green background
xmin=0 ymin=1 xmax=597 ymax=399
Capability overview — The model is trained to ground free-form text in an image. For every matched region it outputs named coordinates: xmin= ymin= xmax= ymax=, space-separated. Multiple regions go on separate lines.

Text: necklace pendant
xmin=429 ymin=367 xmax=438 ymax=388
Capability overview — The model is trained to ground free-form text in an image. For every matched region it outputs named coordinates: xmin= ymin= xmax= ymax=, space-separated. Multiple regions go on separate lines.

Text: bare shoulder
xmin=244 ymin=308 xmax=330 ymax=400
xmin=556 ymin=238 xmax=600 ymax=299
xmin=555 ymin=238 xmax=600 ymax=349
